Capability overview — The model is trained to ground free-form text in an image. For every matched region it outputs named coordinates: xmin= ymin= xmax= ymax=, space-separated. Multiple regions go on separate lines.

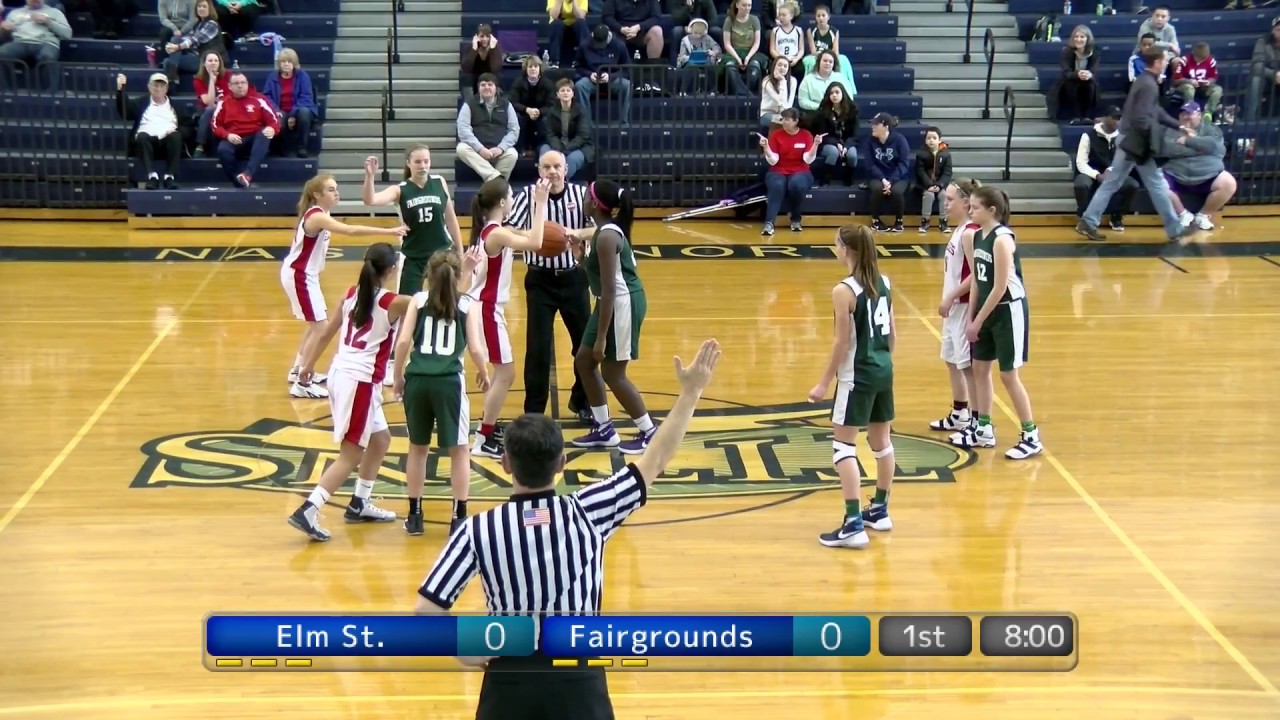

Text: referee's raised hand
xmin=633 ymin=339 xmax=722 ymax=486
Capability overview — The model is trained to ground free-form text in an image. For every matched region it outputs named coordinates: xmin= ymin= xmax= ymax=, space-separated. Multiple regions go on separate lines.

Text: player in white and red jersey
xmin=288 ymin=242 xmax=413 ymax=542
xmin=281 ymin=173 xmax=407 ymax=400
xmin=466 ymin=176 xmax=551 ymax=460
xmin=929 ymin=178 xmax=983 ymax=435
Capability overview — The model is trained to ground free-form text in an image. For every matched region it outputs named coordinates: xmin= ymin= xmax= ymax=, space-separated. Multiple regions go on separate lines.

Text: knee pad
xmin=832 ymin=440 xmax=857 ymax=466
xmin=872 ymin=444 xmax=894 ymax=459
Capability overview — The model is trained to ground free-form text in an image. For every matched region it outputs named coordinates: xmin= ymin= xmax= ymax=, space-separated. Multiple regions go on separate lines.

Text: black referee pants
xmin=523 ymin=265 xmax=591 ymax=415
xmin=477 ymin=667 xmax=614 ymax=720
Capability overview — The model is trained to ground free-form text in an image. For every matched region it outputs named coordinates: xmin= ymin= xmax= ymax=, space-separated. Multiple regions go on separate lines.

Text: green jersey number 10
xmin=417 ymin=206 xmax=434 ymax=224
xmin=871 ymin=296 xmax=891 ymax=336
xmin=418 ymin=316 xmax=457 ymax=356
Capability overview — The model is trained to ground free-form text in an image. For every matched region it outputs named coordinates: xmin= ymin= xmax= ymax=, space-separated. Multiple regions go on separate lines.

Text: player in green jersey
xmin=362 ymin=145 xmax=463 ymax=294
xmin=959 ymin=186 xmax=1043 ymax=460
xmin=569 ymin=179 xmax=657 ymax=455
xmin=808 ymin=225 xmax=897 ymax=549
xmin=392 ymin=247 xmax=491 ymax=537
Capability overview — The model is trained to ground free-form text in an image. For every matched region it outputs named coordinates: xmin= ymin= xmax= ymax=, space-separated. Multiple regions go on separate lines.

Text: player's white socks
xmin=590 ymin=405 xmax=610 ymax=424
xmin=634 ymin=414 xmax=654 ymax=433
xmin=306 ymin=486 xmax=332 ymax=518
xmin=354 ymin=479 xmax=375 ymax=500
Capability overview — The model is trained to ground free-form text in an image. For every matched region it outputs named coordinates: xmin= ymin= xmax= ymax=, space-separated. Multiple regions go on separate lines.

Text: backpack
xmin=1031 ymin=15 xmax=1057 ymax=42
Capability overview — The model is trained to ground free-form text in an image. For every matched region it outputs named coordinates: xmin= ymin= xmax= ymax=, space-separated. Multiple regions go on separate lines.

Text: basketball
xmin=537 ymin=222 xmax=569 ymax=258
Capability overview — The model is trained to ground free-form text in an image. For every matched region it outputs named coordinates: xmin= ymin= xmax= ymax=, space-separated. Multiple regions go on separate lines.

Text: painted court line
xmin=892 ymin=286 xmax=1280 ymax=697
xmin=0 ymin=684 xmax=1273 ymax=715
xmin=0 ymin=233 xmax=248 ymax=537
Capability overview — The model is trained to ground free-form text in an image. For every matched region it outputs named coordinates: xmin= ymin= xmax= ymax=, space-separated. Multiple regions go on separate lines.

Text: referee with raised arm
xmin=506 ymin=150 xmax=594 ymax=424
xmin=415 ymin=339 xmax=723 ymax=720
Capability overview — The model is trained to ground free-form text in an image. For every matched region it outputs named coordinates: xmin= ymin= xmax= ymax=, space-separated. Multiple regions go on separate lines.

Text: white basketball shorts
xmin=328 ymin=371 xmax=388 ymax=448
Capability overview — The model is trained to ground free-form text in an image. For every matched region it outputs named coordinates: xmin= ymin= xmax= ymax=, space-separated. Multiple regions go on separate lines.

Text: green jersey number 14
xmin=871 ymin=295 xmax=891 ymax=336
xmin=418 ymin=316 xmax=457 ymax=356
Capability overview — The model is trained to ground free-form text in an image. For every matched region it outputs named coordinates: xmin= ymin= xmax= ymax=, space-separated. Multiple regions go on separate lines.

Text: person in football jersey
xmin=929 ymin=178 xmax=982 ymax=437
xmin=283 ymin=173 xmax=408 ymax=400
xmin=288 ymin=243 xmax=414 ymax=542
xmin=361 ymin=145 xmax=464 ymax=295
xmin=469 ymin=176 xmax=552 ymax=460
xmin=958 ymin=187 xmax=1043 ymax=460
xmin=808 ymin=224 xmax=896 ymax=549
xmin=569 ymin=179 xmax=657 ymax=455
xmin=392 ymin=246 xmax=491 ymax=537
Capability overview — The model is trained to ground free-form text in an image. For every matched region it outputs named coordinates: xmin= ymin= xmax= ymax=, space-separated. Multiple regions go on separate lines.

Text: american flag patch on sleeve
xmin=522 ymin=507 xmax=550 ymax=527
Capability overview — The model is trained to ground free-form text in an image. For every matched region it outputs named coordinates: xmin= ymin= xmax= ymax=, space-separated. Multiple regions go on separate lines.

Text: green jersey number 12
xmin=418 ymin=316 xmax=457 ymax=356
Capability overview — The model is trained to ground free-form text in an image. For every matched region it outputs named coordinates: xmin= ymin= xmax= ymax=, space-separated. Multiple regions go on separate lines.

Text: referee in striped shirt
xmin=416 ymin=339 xmax=723 ymax=720
xmin=506 ymin=150 xmax=594 ymax=423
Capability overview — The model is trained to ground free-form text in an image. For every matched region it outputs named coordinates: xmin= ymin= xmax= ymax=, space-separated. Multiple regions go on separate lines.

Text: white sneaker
xmin=951 ymin=423 xmax=996 ymax=449
xmin=929 ymin=410 xmax=970 ymax=431
xmin=1005 ymin=429 xmax=1044 ymax=460
xmin=290 ymin=382 xmax=329 ymax=399
xmin=288 ymin=369 xmax=327 ymax=385
xmin=287 ymin=367 xmax=299 ymax=384
xmin=1178 ymin=210 xmax=1194 ymax=227
xmin=344 ymin=499 xmax=397 ymax=522
xmin=1192 ymin=213 xmax=1214 ymax=231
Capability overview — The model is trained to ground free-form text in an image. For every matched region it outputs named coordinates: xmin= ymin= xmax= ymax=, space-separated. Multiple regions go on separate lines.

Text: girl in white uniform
xmin=930 ymin=178 xmax=983 ymax=436
xmin=288 ymin=242 xmax=413 ymax=542
xmin=282 ymin=173 xmax=407 ymax=399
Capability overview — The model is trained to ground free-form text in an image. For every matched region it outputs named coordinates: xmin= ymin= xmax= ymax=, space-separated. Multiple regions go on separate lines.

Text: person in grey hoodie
xmin=1161 ymin=101 xmax=1235 ymax=232
xmin=0 ymin=0 xmax=72 ymax=89
xmin=1244 ymin=18 xmax=1280 ymax=121
xmin=156 ymin=0 xmax=197 ymax=65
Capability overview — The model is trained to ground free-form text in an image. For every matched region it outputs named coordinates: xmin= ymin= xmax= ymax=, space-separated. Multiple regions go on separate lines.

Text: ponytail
xmin=588 ymin=179 xmax=633 ymax=239
xmin=615 ymin=189 xmax=634 ymax=240
xmin=425 ymin=251 xmax=461 ymax=323
xmin=837 ymin=224 xmax=881 ymax=299
xmin=998 ymin=190 xmax=1012 ymax=226
xmin=350 ymin=242 xmax=399 ymax=329
xmin=469 ymin=176 xmax=510 ymax=247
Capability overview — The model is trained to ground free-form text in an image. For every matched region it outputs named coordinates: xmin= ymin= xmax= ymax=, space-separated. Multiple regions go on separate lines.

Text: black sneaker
xmin=1109 ymin=218 xmax=1126 ymax=232
xmin=163 ymin=176 xmax=178 ymax=190
xmin=473 ymin=435 xmax=504 ymax=459
xmin=939 ymin=219 xmax=951 ymax=234
xmin=870 ymin=219 xmax=888 ymax=232
xmin=918 ymin=217 xmax=930 ymax=234
xmin=1074 ymin=219 xmax=1107 ymax=242
xmin=145 ymin=176 xmax=159 ymax=190
xmin=492 ymin=425 xmax=505 ymax=442
xmin=449 ymin=516 xmax=466 ymax=535
xmin=404 ymin=512 xmax=424 ymax=536
xmin=890 ymin=220 xmax=905 ymax=233
xmin=818 ymin=517 xmax=869 ymax=548
xmin=287 ymin=504 xmax=331 ymax=542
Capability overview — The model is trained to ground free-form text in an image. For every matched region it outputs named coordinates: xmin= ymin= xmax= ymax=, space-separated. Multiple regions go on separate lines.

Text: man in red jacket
xmin=211 ymin=72 xmax=280 ymax=187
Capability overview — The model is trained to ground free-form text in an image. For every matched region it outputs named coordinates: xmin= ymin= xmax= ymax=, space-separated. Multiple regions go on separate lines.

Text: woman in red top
xmin=192 ymin=51 xmax=232 ymax=156
xmin=758 ymin=107 xmax=820 ymax=236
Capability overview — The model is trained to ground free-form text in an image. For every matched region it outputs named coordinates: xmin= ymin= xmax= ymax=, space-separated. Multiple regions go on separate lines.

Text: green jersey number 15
xmin=418 ymin=316 xmax=457 ymax=356
xmin=417 ymin=206 xmax=434 ymax=223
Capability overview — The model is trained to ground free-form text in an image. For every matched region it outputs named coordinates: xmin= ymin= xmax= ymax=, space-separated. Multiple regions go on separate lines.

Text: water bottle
xmin=542 ymin=50 xmax=550 ymax=63
xmin=633 ymin=48 xmax=641 ymax=61
xmin=1063 ymin=0 xmax=1071 ymax=14
xmin=1095 ymin=1 xmax=1103 ymax=14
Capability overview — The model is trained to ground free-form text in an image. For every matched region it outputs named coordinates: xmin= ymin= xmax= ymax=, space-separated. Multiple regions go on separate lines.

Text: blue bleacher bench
xmin=1008 ymin=0 xmax=1225 ymax=14
xmin=126 ymin=184 xmax=300 ymax=215
xmin=128 ymin=157 xmax=319 ymax=184
xmin=120 ymin=13 xmax=337 ymax=39
xmin=1022 ymin=9 xmax=1274 ymax=40
xmin=462 ymin=12 xmax=899 ymax=39
xmin=61 ymin=39 xmax=334 ymax=67
xmin=1027 ymin=36 xmax=1258 ymax=65
xmin=1035 ymin=62 xmax=1251 ymax=95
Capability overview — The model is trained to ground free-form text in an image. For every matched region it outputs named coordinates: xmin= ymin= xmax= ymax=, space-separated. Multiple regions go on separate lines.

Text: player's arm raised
xmin=362 ymin=156 xmax=401 ymax=206
xmin=632 ymin=339 xmax=722 ymax=487
xmin=486 ymin=180 xmax=549 ymax=253
xmin=807 ymin=282 xmax=854 ymax=403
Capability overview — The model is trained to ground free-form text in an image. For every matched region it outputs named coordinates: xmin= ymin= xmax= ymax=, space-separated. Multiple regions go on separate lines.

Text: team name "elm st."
xmin=569 ymin=624 xmax=753 ymax=655
xmin=276 ymin=624 xmax=385 ymax=649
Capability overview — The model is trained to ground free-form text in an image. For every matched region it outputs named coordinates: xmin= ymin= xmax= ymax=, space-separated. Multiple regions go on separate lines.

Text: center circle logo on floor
xmin=132 ymin=397 xmax=976 ymax=502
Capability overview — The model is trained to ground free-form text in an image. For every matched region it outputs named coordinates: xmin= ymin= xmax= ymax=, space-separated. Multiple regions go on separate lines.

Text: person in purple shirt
xmin=574 ymin=25 xmax=633 ymax=125
xmin=862 ymin=112 xmax=912 ymax=233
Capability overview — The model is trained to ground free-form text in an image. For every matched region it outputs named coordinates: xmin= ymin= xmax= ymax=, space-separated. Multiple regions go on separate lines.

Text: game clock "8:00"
xmin=979 ymin=616 xmax=1075 ymax=657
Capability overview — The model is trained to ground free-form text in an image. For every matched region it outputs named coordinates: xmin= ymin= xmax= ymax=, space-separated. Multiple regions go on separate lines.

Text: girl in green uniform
xmin=361 ymin=145 xmax=464 ymax=294
xmin=808 ymin=225 xmax=897 ymax=549
xmin=961 ymin=186 xmax=1043 ymax=460
xmin=392 ymin=247 xmax=491 ymax=537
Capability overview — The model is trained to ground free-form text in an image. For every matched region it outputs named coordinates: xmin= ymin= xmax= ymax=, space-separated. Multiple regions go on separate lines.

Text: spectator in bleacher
xmin=802 ymin=5 xmax=853 ymax=84
xmin=1243 ymin=17 xmax=1280 ymax=121
xmin=1056 ymin=25 xmax=1099 ymax=125
xmin=191 ymin=50 xmax=229 ymax=155
xmin=602 ymin=0 xmax=664 ymax=64
xmin=768 ymin=1 xmax=803 ymax=82
xmin=758 ymin=106 xmax=818 ymax=235
xmin=760 ymin=0 xmax=778 ymax=33
xmin=161 ymin=0 xmax=223 ymax=84
xmin=674 ymin=17 xmax=720 ymax=94
xmin=1128 ymin=34 xmax=1166 ymax=87
xmin=154 ymin=0 xmax=197 ymax=67
xmin=670 ymin=0 xmax=719 ymax=65
xmin=720 ymin=0 xmax=766 ymax=96
xmin=863 ymin=112 xmax=910 ymax=233
xmin=1171 ymin=41 xmax=1221 ymax=120
xmin=540 ymin=77 xmax=594 ymax=179
xmin=83 ymin=0 xmax=136 ymax=39
xmin=575 ymin=26 xmax=632 ymax=125
xmin=511 ymin=56 xmax=555 ymax=156
xmin=911 ymin=127 xmax=952 ymax=234
xmin=116 ymin=72 xmax=188 ymax=190
xmin=1163 ymin=101 xmax=1235 ymax=231
xmin=796 ymin=50 xmax=848 ymax=121
xmin=0 ymin=0 xmax=71 ymax=90
xmin=1073 ymin=105 xmax=1136 ymax=231
xmin=212 ymin=0 xmax=263 ymax=43
xmin=262 ymin=48 xmax=318 ymax=158
xmin=810 ymin=81 xmax=857 ymax=186
xmin=460 ymin=24 xmax=501 ymax=101
xmin=1135 ymin=6 xmax=1180 ymax=64
xmin=211 ymin=70 xmax=279 ymax=187
xmin=758 ymin=56 xmax=796 ymax=129
xmin=546 ymin=0 xmax=588 ymax=68
xmin=457 ymin=72 xmax=520 ymax=181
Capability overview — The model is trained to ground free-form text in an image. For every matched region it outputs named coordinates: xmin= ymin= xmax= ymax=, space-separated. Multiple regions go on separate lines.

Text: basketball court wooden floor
xmin=1 ymin=218 xmax=1278 ymax=720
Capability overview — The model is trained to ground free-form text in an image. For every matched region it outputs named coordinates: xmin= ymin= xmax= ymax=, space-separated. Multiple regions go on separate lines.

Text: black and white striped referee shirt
xmin=418 ymin=464 xmax=646 ymax=618
xmin=506 ymin=182 xmax=592 ymax=271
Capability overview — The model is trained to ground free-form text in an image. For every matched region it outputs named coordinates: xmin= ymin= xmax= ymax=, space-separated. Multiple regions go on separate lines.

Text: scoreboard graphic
xmin=202 ymin=612 xmax=1078 ymax=672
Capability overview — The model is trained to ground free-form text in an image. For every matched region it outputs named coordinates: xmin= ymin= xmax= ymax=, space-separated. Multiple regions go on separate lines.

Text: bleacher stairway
xmin=896 ymin=0 xmax=1075 ymax=212
xmin=324 ymin=0 xmax=462 ymax=215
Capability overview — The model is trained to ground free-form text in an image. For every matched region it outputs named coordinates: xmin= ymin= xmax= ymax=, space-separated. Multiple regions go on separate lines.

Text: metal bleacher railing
xmin=1002 ymin=85 xmax=1015 ymax=181
xmin=0 ymin=60 xmax=129 ymax=209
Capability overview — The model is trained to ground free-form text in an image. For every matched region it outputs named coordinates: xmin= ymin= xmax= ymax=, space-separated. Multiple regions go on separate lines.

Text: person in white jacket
xmin=0 ymin=0 xmax=72 ymax=89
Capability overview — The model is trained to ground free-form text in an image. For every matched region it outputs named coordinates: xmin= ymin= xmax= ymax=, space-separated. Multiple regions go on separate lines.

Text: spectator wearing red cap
xmin=211 ymin=70 xmax=279 ymax=187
